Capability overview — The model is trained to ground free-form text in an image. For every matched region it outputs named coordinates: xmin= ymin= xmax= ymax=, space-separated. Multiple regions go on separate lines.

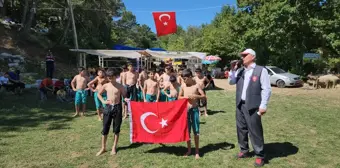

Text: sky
xmin=123 ymin=0 xmax=237 ymax=32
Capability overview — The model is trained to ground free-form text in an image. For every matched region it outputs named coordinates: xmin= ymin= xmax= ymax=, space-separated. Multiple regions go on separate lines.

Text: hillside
xmin=0 ymin=24 xmax=77 ymax=82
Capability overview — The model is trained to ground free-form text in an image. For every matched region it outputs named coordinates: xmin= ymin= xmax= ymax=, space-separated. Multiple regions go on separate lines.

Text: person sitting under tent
xmin=205 ymin=72 xmax=215 ymax=89
xmin=53 ymin=78 xmax=65 ymax=95
xmin=0 ymin=73 xmax=10 ymax=91
xmin=39 ymin=77 xmax=54 ymax=100
xmin=5 ymin=70 xmax=25 ymax=94
xmin=56 ymin=86 xmax=70 ymax=102
xmin=224 ymin=68 xmax=230 ymax=79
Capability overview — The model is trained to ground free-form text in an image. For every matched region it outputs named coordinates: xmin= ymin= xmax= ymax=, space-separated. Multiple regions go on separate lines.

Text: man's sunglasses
xmin=240 ymin=54 xmax=249 ymax=58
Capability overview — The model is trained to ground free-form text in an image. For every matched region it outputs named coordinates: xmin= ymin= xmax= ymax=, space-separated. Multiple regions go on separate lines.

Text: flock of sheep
xmin=307 ymin=74 xmax=340 ymax=89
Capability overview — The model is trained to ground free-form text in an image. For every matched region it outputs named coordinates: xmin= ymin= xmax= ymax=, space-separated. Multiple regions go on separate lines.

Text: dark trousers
xmin=15 ymin=82 xmax=25 ymax=89
xmin=46 ymin=61 xmax=54 ymax=78
xmin=0 ymin=84 xmax=13 ymax=91
xmin=236 ymin=102 xmax=264 ymax=158
xmin=126 ymin=84 xmax=137 ymax=101
xmin=210 ymin=80 xmax=215 ymax=88
xmin=8 ymin=80 xmax=25 ymax=92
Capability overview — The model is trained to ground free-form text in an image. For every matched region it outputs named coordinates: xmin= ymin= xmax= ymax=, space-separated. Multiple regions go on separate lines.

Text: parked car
xmin=265 ymin=66 xmax=303 ymax=88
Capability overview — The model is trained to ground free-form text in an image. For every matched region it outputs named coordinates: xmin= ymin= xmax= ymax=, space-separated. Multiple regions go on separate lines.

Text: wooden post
xmin=98 ymin=56 xmax=101 ymax=67
xmin=67 ymin=0 xmax=79 ymax=67
xmin=83 ymin=53 xmax=87 ymax=68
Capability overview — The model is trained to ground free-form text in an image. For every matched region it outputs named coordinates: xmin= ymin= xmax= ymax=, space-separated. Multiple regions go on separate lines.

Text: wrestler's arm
xmin=87 ymin=76 xmax=98 ymax=91
xmin=71 ymin=75 xmax=77 ymax=91
xmin=98 ymin=84 xmax=108 ymax=104
xmin=156 ymin=83 xmax=160 ymax=102
xmin=204 ymin=77 xmax=210 ymax=88
xmin=143 ymin=81 xmax=147 ymax=101
xmin=178 ymin=87 xmax=185 ymax=99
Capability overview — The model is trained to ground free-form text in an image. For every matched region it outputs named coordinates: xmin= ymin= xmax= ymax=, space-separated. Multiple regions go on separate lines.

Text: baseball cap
xmin=240 ymin=49 xmax=256 ymax=57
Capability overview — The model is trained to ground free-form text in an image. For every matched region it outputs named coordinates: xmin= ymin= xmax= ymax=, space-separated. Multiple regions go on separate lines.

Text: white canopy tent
xmin=69 ymin=49 xmax=206 ymax=70
xmin=69 ymin=49 xmax=142 ymax=58
xmin=69 ymin=49 xmax=144 ymax=68
xmin=144 ymin=49 xmax=204 ymax=59
xmin=143 ymin=49 xmax=206 ymax=71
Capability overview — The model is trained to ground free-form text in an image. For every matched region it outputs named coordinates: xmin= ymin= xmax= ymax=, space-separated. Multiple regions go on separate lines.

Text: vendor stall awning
xmin=144 ymin=49 xmax=206 ymax=59
xmin=70 ymin=49 xmax=207 ymax=60
xmin=69 ymin=49 xmax=142 ymax=59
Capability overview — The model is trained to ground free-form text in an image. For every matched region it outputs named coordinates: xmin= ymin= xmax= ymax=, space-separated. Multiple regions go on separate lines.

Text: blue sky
xmin=123 ymin=0 xmax=237 ymax=32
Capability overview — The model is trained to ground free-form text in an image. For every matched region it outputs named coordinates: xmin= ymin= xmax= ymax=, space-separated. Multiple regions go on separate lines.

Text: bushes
xmin=0 ymin=59 xmax=8 ymax=71
xmin=328 ymin=58 xmax=340 ymax=73
xmin=302 ymin=58 xmax=339 ymax=75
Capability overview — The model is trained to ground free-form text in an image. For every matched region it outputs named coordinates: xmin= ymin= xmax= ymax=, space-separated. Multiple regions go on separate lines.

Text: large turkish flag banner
xmin=152 ymin=12 xmax=177 ymax=37
xmin=130 ymin=99 xmax=189 ymax=143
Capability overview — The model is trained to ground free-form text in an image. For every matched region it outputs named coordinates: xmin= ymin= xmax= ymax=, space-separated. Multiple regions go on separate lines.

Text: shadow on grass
xmin=145 ymin=142 xmax=235 ymax=157
xmin=265 ymin=142 xmax=299 ymax=161
xmin=271 ymin=85 xmax=303 ymax=89
xmin=46 ymin=121 xmax=72 ymax=130
xmin=207 ymin=110 xmax=225 ymax=115
xmin=0 ymin=90 xmax=97 ymax=133
xmin=0 ymin=134 xmax=17 ymax=138
xmin=118 ymin=143 xmax=144 ymax=151
xmin=206 ymin=86 xmax=224 ymax=91
xmin=0 ymin=115 xmax=73 ymax=132
xmin=0 ymin=142 xmax=8 ymax=146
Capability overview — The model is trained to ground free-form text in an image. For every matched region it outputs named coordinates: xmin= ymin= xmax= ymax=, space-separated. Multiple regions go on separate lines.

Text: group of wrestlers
xmin=69 ymin=64 xmax=212 ymax=158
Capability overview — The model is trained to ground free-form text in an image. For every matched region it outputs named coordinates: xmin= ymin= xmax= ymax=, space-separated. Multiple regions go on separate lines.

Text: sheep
xmin=315 ymin=74 xmax=340 ymax=89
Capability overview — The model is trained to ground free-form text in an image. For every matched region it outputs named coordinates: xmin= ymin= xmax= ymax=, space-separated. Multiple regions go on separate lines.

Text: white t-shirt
xmin=0 ymin=76 xmax=9 ymax=84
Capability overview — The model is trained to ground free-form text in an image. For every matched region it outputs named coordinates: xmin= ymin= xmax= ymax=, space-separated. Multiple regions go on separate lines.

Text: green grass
xmin=1 ymin=89 xmax=340 ymax=168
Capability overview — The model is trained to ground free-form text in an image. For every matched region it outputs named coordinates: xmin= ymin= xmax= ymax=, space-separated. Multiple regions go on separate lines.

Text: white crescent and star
xmin=140 ymin=112 xmax=168 ymax=134
xmin=160 ymin=118 xmax=168 ymax=128
xmin=159 ymin=14 xmax=171 ymax=26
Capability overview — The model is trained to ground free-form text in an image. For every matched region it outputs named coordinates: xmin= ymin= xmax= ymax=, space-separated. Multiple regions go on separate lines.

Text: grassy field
xmin=1 ymin=88 xmax=340 ymax=168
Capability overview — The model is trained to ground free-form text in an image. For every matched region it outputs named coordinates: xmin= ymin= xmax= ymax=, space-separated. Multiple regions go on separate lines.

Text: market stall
xmin=69 ymin=47 xmax=206 ymax=71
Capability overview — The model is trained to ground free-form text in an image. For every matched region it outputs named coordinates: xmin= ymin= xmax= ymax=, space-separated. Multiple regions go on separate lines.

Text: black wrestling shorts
xmin=126 ymin=84 xmax=137 ymax=101
xmin=101 ymin=104 xmax=123 ymax=135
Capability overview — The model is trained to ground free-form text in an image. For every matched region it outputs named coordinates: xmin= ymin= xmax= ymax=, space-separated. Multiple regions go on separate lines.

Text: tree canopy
xmin=1 ymin=0 xmax=339 ymax=73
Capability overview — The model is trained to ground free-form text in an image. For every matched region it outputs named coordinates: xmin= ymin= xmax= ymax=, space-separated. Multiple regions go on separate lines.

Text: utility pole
xmin=67 ymin=0 xmax=81 ymax=67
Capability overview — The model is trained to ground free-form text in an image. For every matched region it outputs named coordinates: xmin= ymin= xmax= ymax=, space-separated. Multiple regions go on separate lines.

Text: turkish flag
xmin=152 ymin=12 xmax=177 ymax=37
xmin=130 ymin=99 xmax=189 ymax=143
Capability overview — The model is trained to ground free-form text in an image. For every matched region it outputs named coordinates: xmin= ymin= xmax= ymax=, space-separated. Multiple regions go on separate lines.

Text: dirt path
xmin=214 ymin=79 xmax=340 ymax=100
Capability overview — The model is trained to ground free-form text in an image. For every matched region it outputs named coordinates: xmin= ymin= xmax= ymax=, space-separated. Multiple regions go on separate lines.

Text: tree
xmin=2 ymin=0 xmax=340 ymax=74
xmin=111 ymin=11 xmax=158 ymax=48
xmin=23 ymin=0 xmax=36 ymax=34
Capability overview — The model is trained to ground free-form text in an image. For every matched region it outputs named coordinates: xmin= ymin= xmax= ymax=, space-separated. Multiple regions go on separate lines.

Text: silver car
xmin=265 ymin=66 xmax=303 ymax=88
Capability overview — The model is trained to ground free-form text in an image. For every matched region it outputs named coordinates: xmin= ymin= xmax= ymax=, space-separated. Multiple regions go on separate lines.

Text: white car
xmin=265 ymin=66 xmax=303 ymax=88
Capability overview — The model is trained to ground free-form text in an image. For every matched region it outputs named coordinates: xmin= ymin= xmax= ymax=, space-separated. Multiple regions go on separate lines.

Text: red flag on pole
xmin=152 ymin=12 xmax=177 ymax=37
xmin=130 ymin=99 xmax=189 ymax=143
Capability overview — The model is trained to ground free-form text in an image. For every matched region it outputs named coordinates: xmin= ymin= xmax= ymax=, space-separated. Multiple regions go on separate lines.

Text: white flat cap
xmin=240 ymin=48 xmax=256 ymax=57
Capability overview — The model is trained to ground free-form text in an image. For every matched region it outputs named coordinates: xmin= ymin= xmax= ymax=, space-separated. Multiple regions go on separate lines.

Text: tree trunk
xmin=0 ymin=0 xmax=6 ymax=17
xmin=23 ymin=0 xmax=36 ymax=34
xmin=55 ymin=16 xmax=71 ymax=45
xmin=21 ymin=0 xmax=29 ymax=27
